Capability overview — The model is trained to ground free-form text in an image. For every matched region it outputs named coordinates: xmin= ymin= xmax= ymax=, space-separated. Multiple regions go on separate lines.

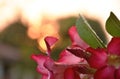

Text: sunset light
xmin=0 ymin=0 xmax=119 ymax=51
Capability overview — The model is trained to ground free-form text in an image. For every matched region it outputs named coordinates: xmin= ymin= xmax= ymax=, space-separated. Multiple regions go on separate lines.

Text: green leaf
xmin=106 ymin=12 xmax=120 ymax=37
xmin=76 ymin=15 xmax=105 ymax=48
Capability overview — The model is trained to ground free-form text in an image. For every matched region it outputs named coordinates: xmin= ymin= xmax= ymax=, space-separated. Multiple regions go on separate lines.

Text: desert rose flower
xmin=87 ymin=37 xmax=120 ymax=79
xmin=67 ymin=26 xmax=120 ymax=79
xmin=32 ymin=36 xmax=87 ymax=79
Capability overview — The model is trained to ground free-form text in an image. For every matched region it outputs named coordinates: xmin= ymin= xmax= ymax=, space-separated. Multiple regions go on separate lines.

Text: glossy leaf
xmin=76 ymin=15 xmax=105 ymax=48
xmin=106 ymin=12 xmax=120 ymax=36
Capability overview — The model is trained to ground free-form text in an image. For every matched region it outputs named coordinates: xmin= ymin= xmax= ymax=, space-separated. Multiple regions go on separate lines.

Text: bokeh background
xmin=0 ymin=0 xmax=119 ymax=79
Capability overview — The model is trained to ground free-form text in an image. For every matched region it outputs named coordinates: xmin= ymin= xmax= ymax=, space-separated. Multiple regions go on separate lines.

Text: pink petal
xmin=94 ymin=66 xmax=115 ymax=79
xmin=32 ymin=54 xmax=62 ymax=79
xmin=44 ymin=58 xmax=66 ymax=79
xmin=43 ymin=50 xmax=84 ymax=79
xmin=87 ymin=47 xmax=107 ymax=69
xmin=57 ymin=50 xmax=85 ymax=65
xmin=68 ymin=26 xmax=89 ymax=49
xmin=44 ymin=58 xmax=81 ymax=79
xmin=107 ymin=37 xmax=120 ymax=56
xmin=115 ymin=67 xmax=120 ymax=79
xmin=64 ymin=68 xmax=81 ymax=79
xmin=44 ymin=36 xmax=58 ymax=55
xmin=31 ymin=54 xmax=49 ymax=75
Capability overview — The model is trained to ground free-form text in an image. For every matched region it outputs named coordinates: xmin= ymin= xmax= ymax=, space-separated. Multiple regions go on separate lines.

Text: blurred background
xmin=0 ymin=0 xmax=119 ymax=79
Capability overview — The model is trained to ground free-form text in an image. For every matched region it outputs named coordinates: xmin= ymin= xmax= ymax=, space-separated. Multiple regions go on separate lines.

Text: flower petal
xmin=44 ymin=59 xmax=81 ymax=79
xmin=44 ymin=58 xmax=66 ymax=79
xmin=87 ymin=47 xmax=107 ymax=69
xmin=64 ymin=68 xmax=81 ymax=79
xmin=31 ymin=54 xmax=49 ymax=75
xmin=94 ymin=66 xmax=115 ymax=79
xmin=44 ymin=36 xmax=58 ymax=55
xmin=57 ymin=50 xmax=85 ymax=65
xmin=115 ymin=67 xmax=120 ymax=79
xmin=107 ymin=37 xmax=120 ymax=55
xmin=68 ymin=26 xmax=89 ymax=49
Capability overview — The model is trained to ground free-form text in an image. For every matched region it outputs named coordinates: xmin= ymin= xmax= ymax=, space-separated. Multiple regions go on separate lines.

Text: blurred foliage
xmin=0 ymin=22 xmax=40 ymax=70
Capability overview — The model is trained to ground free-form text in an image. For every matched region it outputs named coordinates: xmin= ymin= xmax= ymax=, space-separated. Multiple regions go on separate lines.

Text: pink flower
xmin=31 ymin=36 xmax=87 ymax=79
xmin=86 ymin=48 xmax=107 ymax=69
xmin=94 ymin=65 xmax=120 ymax=79
xmin=67 ymin=26 xmax=120 ymax=79
xmin=107 ymin=37 xmax=120 ymax=56
xmin=94 ymin=65 xmax=115 ymax=79
xmin=87 ymin=37 xmax=120 ymax=79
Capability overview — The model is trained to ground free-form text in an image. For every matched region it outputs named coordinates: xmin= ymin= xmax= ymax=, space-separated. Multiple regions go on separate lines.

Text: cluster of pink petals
xmin=31 ymin=26 xmax=88 ymax=79
xmin=32 ymin=25 xmax=120 ymax=79
xmin=32 ymin=52 xmax=81 ymax=79
xmin=87 ymin=37 xmax=120 ymax=79
xmin=64 ymin=26 xmax=120 ymax=79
